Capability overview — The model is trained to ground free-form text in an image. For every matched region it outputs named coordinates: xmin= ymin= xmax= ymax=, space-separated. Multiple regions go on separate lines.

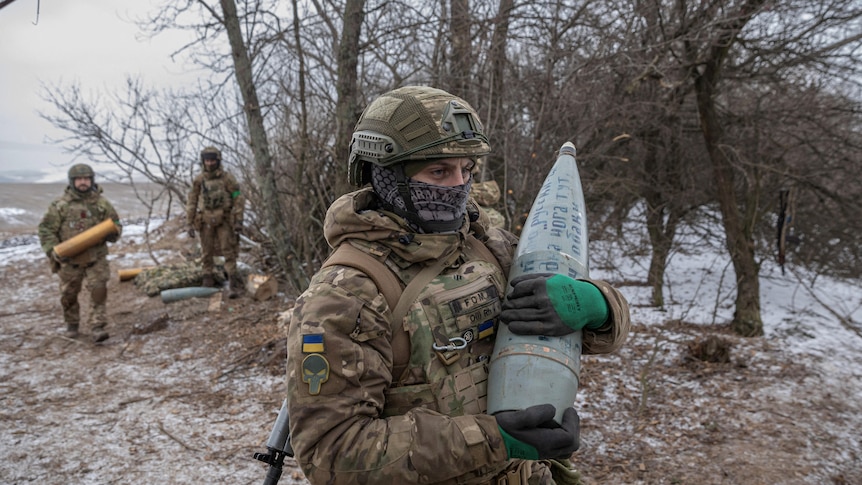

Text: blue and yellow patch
xmin=302 ymin=334 xmax=325 ymax=353
xmin=478 ymin=320 xmax=495 ymax=339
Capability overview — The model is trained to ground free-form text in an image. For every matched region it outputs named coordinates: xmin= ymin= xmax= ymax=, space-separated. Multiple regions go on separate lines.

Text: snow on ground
xmin=1 ymin=213 xmax=861 ymax=484
xmin=0 ymin=219 xmax=304 ymax=485
xmin=582 ymin=215 xmax=862 ymax=483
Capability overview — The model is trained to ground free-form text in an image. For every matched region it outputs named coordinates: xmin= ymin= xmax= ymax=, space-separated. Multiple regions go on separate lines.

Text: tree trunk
xmin=643 ymin=156 xmax=681 ymax=309
xmin=334 ymin=0 xmax=365 ymax=171
xmin=218 ymin=0 xmax=299 ymax=287
xmin=448 ymin=0 xmax=472 ymax=98
xmin=291 ymin=0 xmax=316 ymax=283
xmin=481 ymin=0 xmax=513 ymax=181
xmin=690 ymin=0 xmax=768 ymax=337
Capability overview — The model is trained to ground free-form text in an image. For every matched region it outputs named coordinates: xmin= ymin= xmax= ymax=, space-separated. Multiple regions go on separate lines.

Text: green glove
xmin=495 ymin=404 xmax=580 ymax=460
xmin=501 ymin=273 xmax=609 ymax=336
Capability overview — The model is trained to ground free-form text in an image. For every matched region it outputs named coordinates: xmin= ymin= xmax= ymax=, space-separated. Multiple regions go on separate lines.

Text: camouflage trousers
xmin=57 ymin=257 xmax=110 ymax=328
xmin=200 ymin=222 xmax=238 ymax=277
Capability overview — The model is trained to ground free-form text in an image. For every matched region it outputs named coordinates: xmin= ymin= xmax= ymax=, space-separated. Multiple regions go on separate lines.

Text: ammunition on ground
xmin=160 ymin=286 xmax=222 ymax=303
xmin=486 ymin=142 xmax=588 ymax=423
xmin=118 ymin=267 xmax=149 ymax=282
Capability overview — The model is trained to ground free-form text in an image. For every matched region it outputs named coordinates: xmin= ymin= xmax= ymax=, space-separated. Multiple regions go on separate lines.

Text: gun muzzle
xmin=266 ymin=399 xmax=292 ymax=453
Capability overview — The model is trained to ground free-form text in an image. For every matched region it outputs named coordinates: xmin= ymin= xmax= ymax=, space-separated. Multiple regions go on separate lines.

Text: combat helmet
xmin=68 ymin=163 xmax=95 ymax=190
xmin=348 ymin=86 xmax=490 ymax=187
xmin=200 ymin=146 xmax=222 ymax=170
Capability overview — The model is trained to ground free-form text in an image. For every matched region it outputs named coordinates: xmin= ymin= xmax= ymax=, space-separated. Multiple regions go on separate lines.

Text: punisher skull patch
xmin=301 ymin=354 xmax=330 ymax=395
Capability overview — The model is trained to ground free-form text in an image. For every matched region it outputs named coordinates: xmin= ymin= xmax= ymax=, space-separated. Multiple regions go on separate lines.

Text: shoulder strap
xmin=321 ymin=244 xmax=411 ymax=377
xmin=321 ymin=240 xmax=481 ymax=381
xmin=322 ymin=243 xmax=402 ymax=310
xmin=466 ymin=234 xmax=504 ymax=275
xmin=321 ymin=243 xmax=460 ymax=381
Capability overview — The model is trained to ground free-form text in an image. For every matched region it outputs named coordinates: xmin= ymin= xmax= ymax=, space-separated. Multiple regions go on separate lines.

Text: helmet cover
xmin=68 ymin=163 xmax=95 ymax=180
xmin=348 ymin=86 xmax=490 ymax=186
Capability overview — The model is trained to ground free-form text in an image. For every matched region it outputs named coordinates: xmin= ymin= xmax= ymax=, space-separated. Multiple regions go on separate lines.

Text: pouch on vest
xmin=202 ymin=208 xmax=225 ymax=226
xmin=382 ymin=360 xmax=489 ymax=417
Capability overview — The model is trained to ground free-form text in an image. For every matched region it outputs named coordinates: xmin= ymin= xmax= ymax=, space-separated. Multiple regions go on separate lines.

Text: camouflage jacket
xmin=287 ymin=188 xmax=630 ymax=485
xmin=185 ymin=168 xmax=244 ymax=228
xmin=38 ymin=185 xmax=122 ymax=265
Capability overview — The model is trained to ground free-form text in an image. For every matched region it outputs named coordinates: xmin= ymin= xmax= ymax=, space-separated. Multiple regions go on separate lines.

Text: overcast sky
xmin=0 ymin=0 xmax=195 ymax=180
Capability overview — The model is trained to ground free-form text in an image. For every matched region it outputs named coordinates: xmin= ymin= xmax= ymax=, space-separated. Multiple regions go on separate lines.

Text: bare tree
xmin=39 ymin=78 xmax=197 ymax=207
xmin=37 ymin=0 xmax=862 ymax=309
xmin=333 ymin=0 xmax=366 ymax=171
xmin=675 ymin=0 xmax=862 ymax=335
xmin=215 ymin=0 xmax=306 ymax=289
xmin=446 ymin=0 xmax=473 ymax=98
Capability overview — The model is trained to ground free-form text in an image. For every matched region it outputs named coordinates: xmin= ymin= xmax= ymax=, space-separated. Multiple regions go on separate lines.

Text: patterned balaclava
xmin=371 ymin=164 xmax=472 ymax=233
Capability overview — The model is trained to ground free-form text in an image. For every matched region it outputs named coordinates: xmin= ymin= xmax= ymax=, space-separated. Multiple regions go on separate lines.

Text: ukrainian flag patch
xmin=478 ymin=320 xmax=495 ymax=339
xmin=302 ymin=334 xmax=325 ymax=353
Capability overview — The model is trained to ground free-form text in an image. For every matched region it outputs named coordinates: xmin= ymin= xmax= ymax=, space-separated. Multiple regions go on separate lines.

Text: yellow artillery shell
xmin=53 ymin=219 xmax=120 ymax=259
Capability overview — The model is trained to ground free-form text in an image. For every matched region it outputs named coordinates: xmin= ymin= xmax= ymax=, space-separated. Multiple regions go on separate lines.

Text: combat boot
xmin=92 ymin=326 xmax=109 ymax=343
xmin=228 ymin=275 xmax=244 ymax=299
xmin=201 ymin=274 xmax=215 ymax=288
xmin=63 ymin=324 xmax=79 ymax=339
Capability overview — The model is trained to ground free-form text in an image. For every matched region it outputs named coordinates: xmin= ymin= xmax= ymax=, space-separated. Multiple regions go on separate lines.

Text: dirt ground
xmin=1 ymin=219 xmax=859 ymax=484
xmin=0 ymin=220 xmax=305 ymax=485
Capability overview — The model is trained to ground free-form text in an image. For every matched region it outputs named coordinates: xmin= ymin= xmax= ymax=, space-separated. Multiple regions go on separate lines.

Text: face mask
xmin=371 ymin=164 xmax=472 ymax=233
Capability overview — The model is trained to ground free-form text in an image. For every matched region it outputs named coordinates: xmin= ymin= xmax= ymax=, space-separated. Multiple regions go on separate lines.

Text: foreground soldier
xmin=286 ymin=86 xmax=631 ymax=485
xmin=38 ymin=164 xmax=122 ymax=343
xmin=186 ymin=146 xmax=245 ymax=298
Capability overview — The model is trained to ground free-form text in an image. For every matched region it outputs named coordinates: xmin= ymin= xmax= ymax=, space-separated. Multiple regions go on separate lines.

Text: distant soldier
xmin=186 ymin=146 xmax=246 ymax=298
xmin=38 ymin=163 xmax=122 ymax=343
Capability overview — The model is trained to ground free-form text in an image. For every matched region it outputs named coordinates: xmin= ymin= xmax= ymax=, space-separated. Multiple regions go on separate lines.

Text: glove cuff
xmin=546 ymin=275 xmax=610 ymax=330
xmin=498 ymin=427 xmax=539 ymax=460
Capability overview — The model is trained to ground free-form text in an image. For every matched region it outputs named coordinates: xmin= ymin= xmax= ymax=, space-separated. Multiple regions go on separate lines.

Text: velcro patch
xmin=302 ymin=334 xmax=325 ymax=354
xmin=478 ymin=320 xmax=495 ymax=339
xmin=301 ymin=354 xmax=330 ymax=395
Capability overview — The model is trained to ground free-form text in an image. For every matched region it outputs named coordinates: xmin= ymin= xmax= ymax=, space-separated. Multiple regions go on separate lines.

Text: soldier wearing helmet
xmin=185 ymin=146 xmax=246 ymax=297
xmin=38 ymin=163 xmax=122 ymax=343
xmin=286 ymin=86 xmax=630 ymax=485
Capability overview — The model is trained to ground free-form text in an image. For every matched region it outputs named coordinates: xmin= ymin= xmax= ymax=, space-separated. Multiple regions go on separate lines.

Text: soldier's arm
xmin=102 ymin=198 xmax=123 ymax=239
xmin=37 ymin=203 xmax=61 ymax=255
xmin=185 ymin=178 xmax=201 ymax=222
xmin=226 ymin=173 xmax=244 ymax=225
xmin=581 ymin=279 xmax=631 ymax=354
xmin=287 ymin=266 xmax=508 ymax=485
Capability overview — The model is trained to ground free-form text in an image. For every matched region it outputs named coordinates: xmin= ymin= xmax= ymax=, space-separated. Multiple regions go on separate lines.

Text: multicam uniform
xmin=38 ymin=185 xmax=122 ymax=332
xmin=287 ymin=188 xmax=630 ymax=485
xmin=185 ymin=167 xmax=244 ymax=280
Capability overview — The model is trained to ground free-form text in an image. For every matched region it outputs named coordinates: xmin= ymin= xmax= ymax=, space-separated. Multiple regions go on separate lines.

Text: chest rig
xmin=199 ymin=175 xmax=230 ymax=211
xmin=322 ymin=235 xmax=505 ymax=420
xmin=56 ymin=195 xmax=110 ymax=264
